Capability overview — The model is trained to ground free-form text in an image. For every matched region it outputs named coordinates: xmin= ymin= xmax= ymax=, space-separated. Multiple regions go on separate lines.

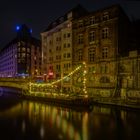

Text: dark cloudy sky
xmin=0 ymin=0 xmax=140 ymax=48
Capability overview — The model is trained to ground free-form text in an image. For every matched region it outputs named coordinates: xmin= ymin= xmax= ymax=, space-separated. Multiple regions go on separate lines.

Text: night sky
xmin=0 ymin=0 xmax=140 ymax=48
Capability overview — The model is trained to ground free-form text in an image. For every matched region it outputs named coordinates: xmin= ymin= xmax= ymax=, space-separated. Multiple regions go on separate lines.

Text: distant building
xmin=0 ymin=24 xmax=41 ymax=78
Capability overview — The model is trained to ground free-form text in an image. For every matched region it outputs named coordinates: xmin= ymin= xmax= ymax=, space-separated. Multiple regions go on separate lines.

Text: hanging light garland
xmin=29 ymin=65 xmax=82 ymax=91
xmin=82 ymin=62 xmax=88 ymax=97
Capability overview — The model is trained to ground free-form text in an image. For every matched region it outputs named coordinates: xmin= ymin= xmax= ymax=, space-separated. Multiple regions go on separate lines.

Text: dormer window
xmin=78 ymin=20 xmax=83 ymax=28
xmin=103 ymin=12 xmax=109 ymax=21
xmin=90 ymin=16 xmax=95 ymax=25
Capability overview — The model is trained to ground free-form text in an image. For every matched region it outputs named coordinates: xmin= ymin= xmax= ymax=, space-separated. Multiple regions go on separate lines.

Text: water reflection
xmin=0 ymin=100 xmax=140 ymax=140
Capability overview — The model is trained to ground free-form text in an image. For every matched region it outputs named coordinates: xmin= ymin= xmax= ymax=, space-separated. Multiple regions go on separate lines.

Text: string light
xmin=29 ymin=63 xmax=88 ymax=97
xmin=82 ymin=62 xmax=88 ymax=97
xmin=29 ymin=65 xmax=82 ymax=91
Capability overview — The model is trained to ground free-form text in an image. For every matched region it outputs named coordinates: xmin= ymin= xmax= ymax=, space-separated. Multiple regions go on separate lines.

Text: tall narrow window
xmin=78 ymin=20 xmax=83 ymax=28
xmin=102 ymin=27 xmax=109 ymax=39
xmin=78 ymin=50 xmax=82 ymax=61
xmin=88 ymin=48 xmax=96 ymax=62
xmin=89 ymin=31 xmax=95 ymax=42
xmin=78 ymin=34 xmax=83 ymax=44
xmin=102 ymin=47 xmax=108 ymax=59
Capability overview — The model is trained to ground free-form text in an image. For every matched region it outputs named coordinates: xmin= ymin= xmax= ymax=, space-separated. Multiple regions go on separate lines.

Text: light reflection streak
xmin=82 ymin=112 xmax=88 ymax=140
xmin=22 ymin=120 xmax=26 ymax=133
xmin=0 ymin=101 xmax=139 ymax=140
xmin=26 ymin=101 xmax=84 ymax=140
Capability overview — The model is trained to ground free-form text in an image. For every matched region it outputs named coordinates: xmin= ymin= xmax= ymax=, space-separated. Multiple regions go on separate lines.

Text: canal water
xmin=0 ymin=94 xmax=140 ymax=140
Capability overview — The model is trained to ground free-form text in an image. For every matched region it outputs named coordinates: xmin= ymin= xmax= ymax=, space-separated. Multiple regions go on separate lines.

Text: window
xmin=78 ymin=50 xmax=82 ymax=61
xmin=103 ymin=12 xmax=109 ymax=21
xmin=67 ymin=53 xmax=71 ymax=58
xmin=63 ymin=53 xmax=66 ymax=58
xmin=22 ymin=47 xmax=26 ymax=52
xmin=88 ymin=48 xmax=96 ymax=62
xmin=67 ymin=33 xmax=71 ymax=38
xmin=78 ymin=34 xmax=83 ymax=44
xmin=18 ymin=47 xmax=20 ymax=52
xmin=27 ymin=48 xmax=30 ymax=53
xmin=67 ymin=43 xmax=70 ymax=48
xmin=22 ymin=53 xmax=26 ymax=58
xmin=78 ymin=20 xmax=83 ymax=28
xmin=63 ymin=44 xmax=66 ymax=49
xmin=56 ymin=46 xmax=59 ymax=51
xmin=100 ymin=76 xmax=110 ymax=83
xmin=63 ymin=34 xmax=66 ymax=39
xmin=56 ymin=46 xmax=61 ymax=51
xmin=89 ymin=31 xmax=95 ymax=42
xmin=102 ymin=27 xmax=109 ymax=39
xmin=89 ymin=66 xmax=96 ymax=73
xmin=100 ymin=64 xmax=108 ymax=73
xmin=56 ymin=65 xmax=61 ymax=72
xmin=64 ymin=63 xmax=71 ymax=71
xmin=90 ymin=16 xmax=95 ymax=25
xmin=49 ymin=57 xmax=53 ymax=61
xmin=102 ymin=47 xmax=108 ymax=59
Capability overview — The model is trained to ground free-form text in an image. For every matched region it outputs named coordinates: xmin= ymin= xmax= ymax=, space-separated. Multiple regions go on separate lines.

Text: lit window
xmin=22 ymin=53 xmax=26 ymax=58
xmin=27 ymin=48 xmax=30 ymax=53
xmin=22 ymin=47 xmax=26 ymax=52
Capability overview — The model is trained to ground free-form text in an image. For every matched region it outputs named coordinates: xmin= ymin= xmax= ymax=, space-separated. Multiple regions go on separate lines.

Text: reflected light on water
xmin=74 ymin=131 xmax=81 ymax=140
xmin=22 ymin=120 xmax=26 ymax=133
xmin=68 ymin=124 xmax=74 ymax=139
xmin=82 ymin=112 xmax=88 ymax=140
xmin=1 ymin=100 xmax=140 ymax=140
xmin=62 ymin=119 xmax=67 ymax=133
xmin=40 ymin=124 xmax=45 ymax=139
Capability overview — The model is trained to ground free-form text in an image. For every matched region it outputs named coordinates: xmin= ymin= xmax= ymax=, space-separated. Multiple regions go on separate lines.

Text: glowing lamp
xmin=16 ymin=26 xmax=20 ymax=31
xmin=49 ymin=72 xmax=54 ymax=76
xmin=30 ymin=29 xmax=32 ymax=33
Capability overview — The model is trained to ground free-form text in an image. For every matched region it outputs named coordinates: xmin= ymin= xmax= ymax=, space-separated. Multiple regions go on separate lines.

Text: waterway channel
xmin=0 ymin=93 xmax=140 ymax=140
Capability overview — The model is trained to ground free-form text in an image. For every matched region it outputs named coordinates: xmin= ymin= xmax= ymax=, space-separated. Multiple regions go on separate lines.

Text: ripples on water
xmin=0 ymin=97 xmax=140 ymax=140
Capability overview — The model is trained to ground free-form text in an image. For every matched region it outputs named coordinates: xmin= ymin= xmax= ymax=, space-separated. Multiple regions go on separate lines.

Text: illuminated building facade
xmin=41 ymin=5 xmax=88 ymax=90
xmin=0 ymin=24 xmax=41 ymax=78
xmin=41 ymin=4 xmax=140 ymax=98
xmin=72 ymin=4 xmax=131 ymax=96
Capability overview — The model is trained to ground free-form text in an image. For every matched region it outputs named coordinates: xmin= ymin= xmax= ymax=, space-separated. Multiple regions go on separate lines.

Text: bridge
xmin=0 ymin=62 xmax=87 ymax=96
